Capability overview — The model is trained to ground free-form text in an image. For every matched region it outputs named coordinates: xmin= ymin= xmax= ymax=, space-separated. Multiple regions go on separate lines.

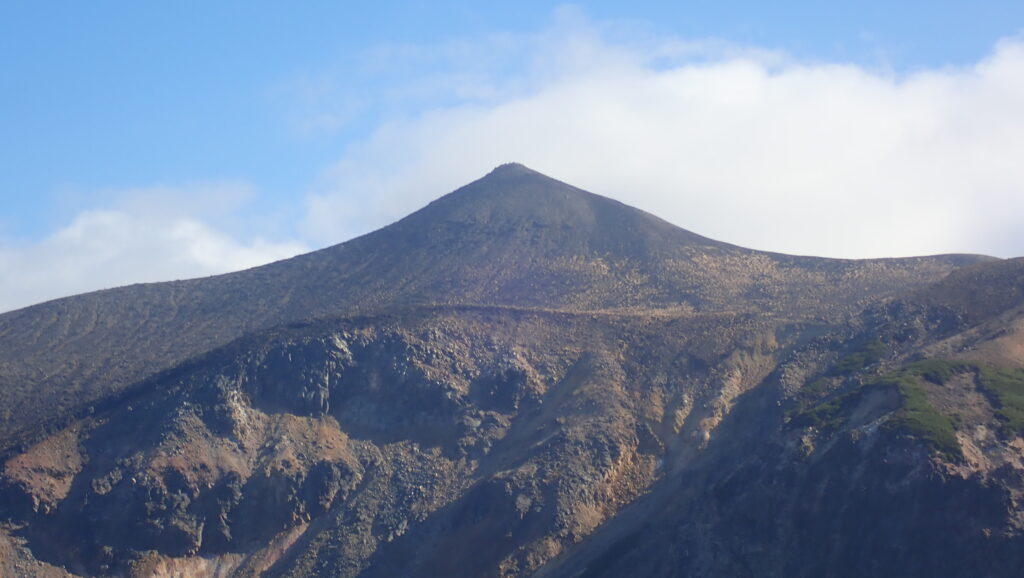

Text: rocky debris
xmin=0 ymin=306 xmax=788 ymax=577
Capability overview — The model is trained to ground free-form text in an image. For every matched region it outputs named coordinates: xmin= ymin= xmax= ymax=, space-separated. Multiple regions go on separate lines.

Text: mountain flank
xmin=0 ymin=164 xmax=989 ymax=447
xmin=1 ymin=164 xmax=1020 ymax=577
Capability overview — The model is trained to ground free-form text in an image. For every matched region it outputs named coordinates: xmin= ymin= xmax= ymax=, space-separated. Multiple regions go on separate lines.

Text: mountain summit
xmin=390 ymin=162 xmax=726 ymax=256
xmin=1 ymin=165 xmax=1019 ymax=578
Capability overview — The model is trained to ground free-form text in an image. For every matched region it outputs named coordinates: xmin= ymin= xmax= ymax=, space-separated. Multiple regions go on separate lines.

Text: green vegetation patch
xmin=787 ymin=385 xmax=882 ymax=432
xmin=876 ymin=371 xmax=961 ymax=461
xmin=791 ymin=357 xmax=964 ymax=460
xmin=791 ymin=377 xmax=834 ymax=410
xmin=790 ymin=356 xmax=1024 ymax=459
xmin=902 ymin=359 xmax=975 ymax=385
xmin=895 ymin=359 xmax=1024 ymax=437
xmin=802 ymin=377 xmax=831 ymax=399
xmin=827 ymin=339 xmax=888 ymax=377
xmin=787 ymin=340 xmax=892 ymax=428
xmin=977 ymin=365 xmax=1024 ymax=436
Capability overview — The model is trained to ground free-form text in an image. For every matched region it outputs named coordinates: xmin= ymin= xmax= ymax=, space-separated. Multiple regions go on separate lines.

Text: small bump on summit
xmin=485 ymin=162 xmax=536 ymax=177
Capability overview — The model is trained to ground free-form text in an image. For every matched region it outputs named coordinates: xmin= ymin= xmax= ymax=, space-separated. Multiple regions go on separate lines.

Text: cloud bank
xmin=306 ymin=14 xmax=1024 ymax=261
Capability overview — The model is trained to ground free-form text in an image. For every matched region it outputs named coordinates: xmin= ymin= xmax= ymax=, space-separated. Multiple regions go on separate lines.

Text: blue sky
xmin=2 ymin=2 xmax=1024 ymax=312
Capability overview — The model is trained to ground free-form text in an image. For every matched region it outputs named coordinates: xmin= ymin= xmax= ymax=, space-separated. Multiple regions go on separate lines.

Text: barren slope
xmin=0 ymin=165 xmax=989 ymax=446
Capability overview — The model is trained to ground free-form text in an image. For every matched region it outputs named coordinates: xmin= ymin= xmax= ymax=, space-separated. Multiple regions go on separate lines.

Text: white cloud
xmin=304 ymin=15 xmax=1024 ymax=260
xmin=0 ymin=184 xmax=308 ymax=314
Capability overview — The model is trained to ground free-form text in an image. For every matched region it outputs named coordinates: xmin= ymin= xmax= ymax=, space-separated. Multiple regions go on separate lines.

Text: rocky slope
xmin=539 ymin=258 xmax=1024 ymax=577
xmin=0 ymin=164 xmax=987 ymax=446
xmin=0 ymin=165 xmax=1020 ymax=577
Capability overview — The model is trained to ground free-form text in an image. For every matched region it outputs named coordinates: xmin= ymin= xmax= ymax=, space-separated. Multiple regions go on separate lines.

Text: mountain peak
xmin=484 ymin=162 xmax=537 ymax=177
xmin=388 ymin=163 xmax=724 ymax=257
xmin=467 ymin=162 xmax=577 ymax=198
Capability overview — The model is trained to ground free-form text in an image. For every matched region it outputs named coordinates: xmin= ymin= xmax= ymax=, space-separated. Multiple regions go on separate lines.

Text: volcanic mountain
xmin=1 ymin=164 xmax=1022 ymax=577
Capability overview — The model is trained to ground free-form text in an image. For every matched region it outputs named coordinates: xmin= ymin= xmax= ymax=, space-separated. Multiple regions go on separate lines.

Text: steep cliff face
xmin=1 ymin=307 xmax=791 ymax=577
xmin=0 ymin=166 xmax=1020 ymax=577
